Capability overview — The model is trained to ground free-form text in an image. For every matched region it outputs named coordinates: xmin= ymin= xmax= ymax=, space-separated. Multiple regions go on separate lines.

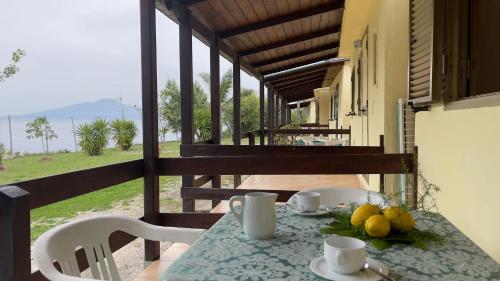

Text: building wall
xmin=315 ymin=88 xmax=332 ymax=124
xmin=329 ymin=0 xmax=500 ymax=262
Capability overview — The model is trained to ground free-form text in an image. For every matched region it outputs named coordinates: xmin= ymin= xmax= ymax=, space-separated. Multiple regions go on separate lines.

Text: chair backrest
xmin=287 ymin=187 xmax=386 ymax=207
xmin=34 ymin=216 xmax=136 ymax=281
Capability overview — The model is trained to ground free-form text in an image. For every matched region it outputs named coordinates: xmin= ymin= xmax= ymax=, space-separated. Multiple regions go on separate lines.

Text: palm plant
xmin=77 ymin=119 xmax=110 ymax=156
xmin=194 ymin=108 xmax=211 ymax=141
xmin=110 ymin=119 xmax=138 ymax=151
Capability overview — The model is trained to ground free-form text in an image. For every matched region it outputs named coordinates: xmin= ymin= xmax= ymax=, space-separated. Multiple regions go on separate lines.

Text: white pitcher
xmin=229 ymin=192 xmax=278 ymax=240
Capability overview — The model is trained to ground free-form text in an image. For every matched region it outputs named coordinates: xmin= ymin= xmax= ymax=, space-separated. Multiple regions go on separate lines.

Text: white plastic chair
xmin=34 ymin=215 xmax=205 ymax=281
xmin=287 ymin=187 xmax=386 ymax=207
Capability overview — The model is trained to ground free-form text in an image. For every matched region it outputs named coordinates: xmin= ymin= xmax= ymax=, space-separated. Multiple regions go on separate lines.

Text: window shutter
xmin=408 ymin=0 xmax=435 ymax=104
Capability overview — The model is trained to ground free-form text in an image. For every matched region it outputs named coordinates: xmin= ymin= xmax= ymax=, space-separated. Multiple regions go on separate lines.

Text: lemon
xmin=383 ymin=206 xmax=416 ymax=232
xmin=351 ymin=204 xmax=380 ymax=227
xmin=364 ymin=215 xmax=390 ymax=237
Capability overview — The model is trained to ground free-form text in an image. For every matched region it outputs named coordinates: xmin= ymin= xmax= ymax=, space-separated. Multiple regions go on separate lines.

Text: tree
xmin=110 ymin=119 xmax=138 ymax=151
xmin=159 ymin=79 xmax=210 ymax=141
xmin=0 ymin=143 xmax=5 ymax=170
xmin=223 ymin=88 xmax=260 ymax=136
xmin=1 ymin=49 xmax=26 ymax=84
xmin=77 ymin=119 xmax=110 ymax=156
xmin=25 ymin=116 xmax=57 ymax=158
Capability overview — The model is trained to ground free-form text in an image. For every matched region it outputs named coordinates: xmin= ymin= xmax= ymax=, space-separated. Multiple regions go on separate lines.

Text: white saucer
xmin=291 ymin=206 xmax=331 ymax=216
xmin=310 ymin=256 xmax=389 ymax=281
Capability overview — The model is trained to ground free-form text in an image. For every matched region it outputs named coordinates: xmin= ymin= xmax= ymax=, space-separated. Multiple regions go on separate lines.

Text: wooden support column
xmin=286 ymin=106 xmax=291 ymax=124
xmin=0 ymin=186 xmax=30 ymax=281
xmin=140 ymin=0 xmax=160 ymax=261
xmin=268 ymin=87 xmax=274 ymax=144
xmin=179 ymin=8 xmax=195 ymax=212
xmin=233 ymin=55 xmax=241 ymax=187
xmin=274 ymin=93 xmax=280 ymax=128
xmin=280 ymin=97 xmax=286 ymax=126
xmin=259 ymin=81 xmax=265 ymax=145
xmin=210 ymin=38 xmax=221 ymax=208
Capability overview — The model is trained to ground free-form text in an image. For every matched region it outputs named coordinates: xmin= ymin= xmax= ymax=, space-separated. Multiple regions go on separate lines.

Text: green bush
xmin=77 ymin=119 xmax=110 ymax=156
xmin=110 ymin=119 xmax=138 ymax=151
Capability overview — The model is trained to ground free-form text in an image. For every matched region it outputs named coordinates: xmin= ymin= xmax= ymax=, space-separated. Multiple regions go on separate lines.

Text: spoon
xmin=361 ymin=261 xmax=394 ymax=281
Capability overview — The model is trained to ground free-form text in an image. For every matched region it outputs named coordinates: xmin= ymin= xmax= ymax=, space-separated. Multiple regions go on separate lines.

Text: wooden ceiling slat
xmin=217 ymin=2 xmax=344 ymax=39
xmin=261 ymin=53 xmax=338 ymax=75
xmin=271 ymin=72 xmax=326 ymax=87
xmin=279 ymin=84 xmax=321 ymax=96
xmin=252 ymin=42 xmax=339 ymax=68
xmin=285 ymin=93 xmax=315 ymax=102
xmin=275 ymin=77 xmax=325 ymax=91
xmin=239 ymin=25 xmax=341 ymax=56
xmin=265 ymin=63 xmax=331 ymax=82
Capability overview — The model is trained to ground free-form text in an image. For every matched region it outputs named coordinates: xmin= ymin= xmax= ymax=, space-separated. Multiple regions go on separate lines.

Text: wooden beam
xmin=159 ymin=213 xmax=224 ymax=229
xmin=252 ymin=42 xmax=339 ymax=68
xmin=182 ymin=187 xmax=297 ymax=202
xmin=286 ymin=93 xmax=315 ymax=102
xmin=179 ymin=8 xmax=195 ymax=212
xmin=140 ymin=0 xmax=160 ymax=261
xmin=233 ymin=56 xmax=241 ymax=187
xmin=219 ymin=2 xmax=344 ymax=39
xmin=267 ymin=128 xmax=350 ymax=135
xmin=239 ymin=25 xmax=341 ymax=56
xmin=0 ymin=186 xmax=30 ymax=281
xmin=262 ymin=53 xmax=339 ymax=75
xmin=259 ymin=81 xmax=265 ymax=145
xmin=271 ymin=72 xmax=326 ymax=87
xmin=275 ymin=78 xmax=324 ymax=91
xmin=267 ymin=87 xmax=274 ymax=144
xmin=157 ymin=154 xmax=415 ymax=175
xmin=265 ymin=63 xmax=331 ymax=82
xmin=210 ymin=38 xmax=221 ymax=208
xmin=279 ymin=85 xmax=318 ymax=96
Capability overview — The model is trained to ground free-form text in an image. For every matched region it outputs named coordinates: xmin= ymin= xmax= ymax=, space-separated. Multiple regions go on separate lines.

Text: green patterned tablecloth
xmin=161 ymin=205 xmax=500 ymax=281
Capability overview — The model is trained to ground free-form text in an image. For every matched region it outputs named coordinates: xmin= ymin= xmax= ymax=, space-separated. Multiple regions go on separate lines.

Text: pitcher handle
xmin=229 ymin=196 xmax=245 ymax=225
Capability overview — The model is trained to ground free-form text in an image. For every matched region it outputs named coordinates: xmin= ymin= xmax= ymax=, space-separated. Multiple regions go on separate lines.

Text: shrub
xmin=77 ymin=119 xmax=110 ymax=156
xmin=0 ymin=143 xmax=5 ymax=169
xmin=110 ymin=119 xmax=138 ymax=151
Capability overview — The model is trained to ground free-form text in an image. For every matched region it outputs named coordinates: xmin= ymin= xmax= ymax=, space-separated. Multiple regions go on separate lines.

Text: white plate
xmin=292 ymin=209 xmax=330 ymax=216
xmin=310 ymin=256 xmax=389 ymax=281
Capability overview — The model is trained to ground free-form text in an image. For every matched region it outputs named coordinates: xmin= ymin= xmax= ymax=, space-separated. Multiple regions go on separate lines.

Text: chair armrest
xmin=114 ymin=216 xmax=205 ymax=245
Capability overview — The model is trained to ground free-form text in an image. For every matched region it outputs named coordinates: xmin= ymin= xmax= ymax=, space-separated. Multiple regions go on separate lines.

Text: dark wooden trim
xmin=179 ymin=7 xmax=195 ymax=212
xmin=7 ymin=160 xmax=144 ymax=209
xmin=159 ymin=213 xmax=224 ymax=229
xmin=218 ymin=2 xmax=344 ymax=39
xmin=233 ymin=55 xmax=241 ymax=187
xmin=193 ymin=175 xmax=212 ymax=187
xmin=412 ymin=146 xmax=419 ymax=210
xmin=181 ymin=144 xmax=383 ymax=157
xmin=210 ymin=38 xmax=221 ymax=208
xmin=182 ymin=187 xmax=296 ymax=202
xmin=267 ymin=128 xmax=350 ymax=135
xmin=239 ymin=25 xmax=341 ymax=56
xmin=253 ymin=43 xmax=340 ymax=68
xmin=268 ymin=88 xmax=274 ymax=144
xmin=278 ymin=83 xmax=322 ymax=95
xmin=0 ymin=186 xmax=30 ymax=281
xmin=288 ymin=102 xmax=311 ymax=109
xmin=262 ymin=53 xmax=340 ymax=75
xmin=299 ymin=123 xmax=329 ymax=127
xmin=379 ymin=135 xmax=385 ymax=193
xmin=259 ymin=81 xmax=265 ymax=145
xmin=157 ymin=154 xmax=415 ymax=175
xmin=286 ymin=94 xmax=315 ymax=103
xmin=140 ymin=0 xmax=160 ymax=261
xmin=193 ymin=139 xmax=214 ymax=144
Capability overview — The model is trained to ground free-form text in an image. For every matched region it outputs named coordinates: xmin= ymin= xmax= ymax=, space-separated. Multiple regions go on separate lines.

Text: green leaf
xmin=370 ymin=239 xmax=392 ymax=250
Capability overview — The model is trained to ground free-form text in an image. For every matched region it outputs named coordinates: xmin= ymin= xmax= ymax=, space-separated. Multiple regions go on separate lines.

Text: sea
xmin=0 ymin=117 xmax=176 ymax=154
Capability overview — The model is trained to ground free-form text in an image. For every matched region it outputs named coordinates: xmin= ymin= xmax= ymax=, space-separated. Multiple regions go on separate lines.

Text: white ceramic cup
xmin=291 ymin=191 xmax=320 ymax=212
xmin=324 ymin=236 xmax=367 ymax=275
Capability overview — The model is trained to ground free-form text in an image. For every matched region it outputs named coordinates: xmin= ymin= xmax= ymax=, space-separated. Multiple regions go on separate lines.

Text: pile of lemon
xmin=350 ymin=204 xmax=415 ymax=237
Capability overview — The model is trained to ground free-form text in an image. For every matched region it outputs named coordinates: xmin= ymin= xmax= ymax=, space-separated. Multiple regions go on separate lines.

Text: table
xmin=161 ymin=205 xmax=500 ymax=281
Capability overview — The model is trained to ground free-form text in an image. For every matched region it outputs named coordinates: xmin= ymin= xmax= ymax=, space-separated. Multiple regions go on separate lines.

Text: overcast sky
xmin=0 ymin=0 xmax=260 ymax=115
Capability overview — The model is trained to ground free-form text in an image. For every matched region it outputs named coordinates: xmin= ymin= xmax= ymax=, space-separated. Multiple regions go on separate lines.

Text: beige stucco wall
xmin=329 ymin=0 xmax=500 ymax=262
xmin=315 ymin=88 xmax=332 ymax=124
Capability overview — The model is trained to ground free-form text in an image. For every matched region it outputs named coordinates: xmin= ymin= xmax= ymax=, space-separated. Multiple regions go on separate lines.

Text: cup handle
xmin=229 ymin=196 xmax=245 ymax=226
xmin=335 ymin=249 xmax=345 ymax=265
xmin=290 ymin=196 xmax=297 ymax=206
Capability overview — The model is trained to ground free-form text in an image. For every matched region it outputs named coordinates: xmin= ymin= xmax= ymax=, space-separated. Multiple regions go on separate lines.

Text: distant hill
xmin=13 ymin=99 xmax=141 ymax=120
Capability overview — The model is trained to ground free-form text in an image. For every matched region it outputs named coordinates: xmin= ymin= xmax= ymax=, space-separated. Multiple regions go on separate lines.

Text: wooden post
xmin=0 ymin=186 xmax=30 ymax=281
xmin=179 ymin=8 xmax=195 ymax=212
xmin=379 ymin=135 xmax=385 ymax=193
xmin=280 ymin=96 xmax=286 ymax=127
xmin=248 ymin=132 xmax=256 ymax=146
xmin=412 ymin=146 xmax=419 ymax=210
xmin=233 ymin=55 xmax=241 ymax=187
xmin=268 ymin=88 xmax=274 ymax=145
xmin=210 ymin=38 xmax=221 ymax=208
xmin=286 ymin=106 xmax=291 ymax=125
xmin=274 ymin=93 xmax=279 ymax=129
xmin=259 ymin=81 xmax=265 ymax=145
xmin=140 ymin=0 xmax=160 ymax=261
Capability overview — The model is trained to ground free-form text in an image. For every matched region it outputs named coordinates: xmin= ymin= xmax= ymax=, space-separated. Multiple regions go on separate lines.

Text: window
xmin=348 ymin=69 xmax=356 ymax=115
xmin=409 ymin=0 xmax=500 ymax=106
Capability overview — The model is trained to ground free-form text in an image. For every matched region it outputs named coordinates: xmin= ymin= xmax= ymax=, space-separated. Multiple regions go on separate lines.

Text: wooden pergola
xmin=0 ymin=1 xmax=419 ymax=280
